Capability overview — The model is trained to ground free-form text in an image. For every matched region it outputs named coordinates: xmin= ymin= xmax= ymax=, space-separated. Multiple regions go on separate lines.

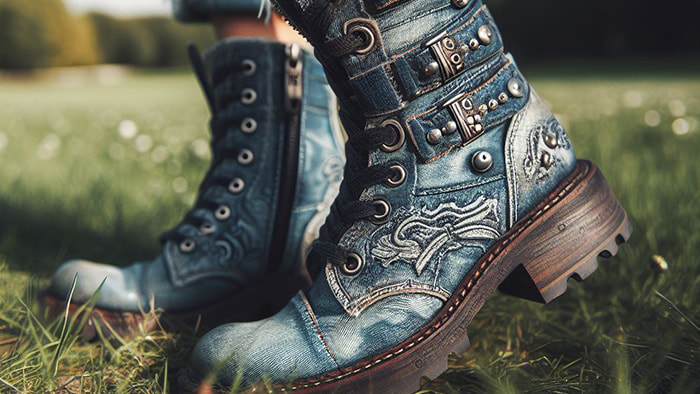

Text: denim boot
xmin=46 ymin=38 xmax=345 ymax=340
xmin=181 ymin=1 xmax=631 ymax=392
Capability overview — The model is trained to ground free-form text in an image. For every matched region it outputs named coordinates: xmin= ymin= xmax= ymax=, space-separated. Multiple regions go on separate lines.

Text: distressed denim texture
xmin=191 ymin=0 xmax=578 ymax=386
xmin=49 ymin=38 xmax=345 ymax=314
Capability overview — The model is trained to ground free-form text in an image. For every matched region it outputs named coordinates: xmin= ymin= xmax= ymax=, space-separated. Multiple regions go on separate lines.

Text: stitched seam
xmin=300 ymin=292 xmax=340 ymax=368
xmin=283 ymin=162 xmax=591 ymax=390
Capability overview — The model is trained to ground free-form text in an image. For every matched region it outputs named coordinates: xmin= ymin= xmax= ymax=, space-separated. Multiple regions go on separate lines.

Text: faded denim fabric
xmin=49 ymin=38 xmax=345 ymax=314
xmin=192 ymin=0 xmax=578 ymax=386
xmin=172 ymin=0 xmax=269 ymax=22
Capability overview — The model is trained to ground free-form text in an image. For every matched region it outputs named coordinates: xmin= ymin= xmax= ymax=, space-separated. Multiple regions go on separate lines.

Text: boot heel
xmin=498 ymin=161 xmax=632 ymax=304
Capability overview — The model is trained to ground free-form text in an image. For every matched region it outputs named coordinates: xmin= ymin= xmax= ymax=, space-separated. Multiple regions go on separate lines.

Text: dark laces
xmin=159 ymin=44 xmax=255 ymax=246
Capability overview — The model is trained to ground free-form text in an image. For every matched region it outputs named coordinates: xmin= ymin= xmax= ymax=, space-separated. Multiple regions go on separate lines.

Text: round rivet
xmin=386 ymin=164 xmax=407 ymax=187
xmin=427 ymin=129 xmax=442 ymax=145
xmin=442 ymin=37 xmax=456 ymax=51
xmin=340 ymin=252 xmax=364 ymax=276
xmin=478 ymin=104 xmax=488 ymax=114
xmin=380 ymin=119 xmax=406 ymax=153
xmin=445 ymin=121 xmax=458 ymax=134
xmin=451 ymin=0 xmax=468 ymax=9
xmin=450 ymin=53 xmax=462 ymax=65
xmin=241 ymin=88 xmax=257 ymax=104
xmin=541 ymin=152 xmax=553 ymax=169
xmin=371 ymin=199 xmax=392 ymax=224
xmin=471 ymin=151 xmax=493 ymax=173
xmin=200 ymin=223 xmax=215 ymax=235
xmin=474 ymin=123 xmax=484 ymax=133
xmin=467 ymin=116 xmax=475 ymax=125
xmin=241 ymin=59 xmax=257 ymax=76
xmin=507 ymin=78 xmax=524 ymax=98
xmin=544 ymin=132 xmax=558 ymax=149
xmin=474 ymin=114 xmax=482 ymax=123
xmin=238 ymin=149 xmax=254 ymax=165
xmin=488 ymin=99 xmax=499 ymax=110
xmin=229 ymin=177 xmax=245 ymax=194
xmin=477 ymin=25 xmax=493 ymax=45
xmin=345 ymin=23 xmax=376 ymax=55
xmin=215 ymin=205 xmax=231 ymax=221
xmin=469 ymin=38 xmax=480 ymax=50
xmin=241 ymin=117 xmax=257 ymax=133
xmin=498 ymin=92 xmax=509 ymax=104
xmin=180 ymin=239 xmax=196 ymax=253
xmin=423 ymin=62 xmax=439 ymax=77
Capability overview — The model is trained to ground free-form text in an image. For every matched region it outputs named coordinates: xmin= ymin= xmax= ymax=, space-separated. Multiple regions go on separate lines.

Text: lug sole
xmin=178 ymin=159 xmax=629 ymax=394
xmin=44 ymin=271 xmax=312 ymax=341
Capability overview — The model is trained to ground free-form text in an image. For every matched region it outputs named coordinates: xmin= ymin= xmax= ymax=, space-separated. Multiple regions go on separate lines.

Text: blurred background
xmin=0 ymin=0 xmax=698 ymax=393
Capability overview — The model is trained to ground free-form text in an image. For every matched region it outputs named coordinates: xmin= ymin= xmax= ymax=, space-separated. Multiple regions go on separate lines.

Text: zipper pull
xmin=285 ymin=43 xmax=303 ymax=113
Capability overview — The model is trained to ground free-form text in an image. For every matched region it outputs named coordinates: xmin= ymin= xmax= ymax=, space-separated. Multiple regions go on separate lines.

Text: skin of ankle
xmin=212 ymin=13 xmax=311 ymax=51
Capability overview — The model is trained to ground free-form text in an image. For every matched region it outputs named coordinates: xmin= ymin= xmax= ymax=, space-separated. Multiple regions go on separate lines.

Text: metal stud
xmin=450 ymin=53 xmax=462 ymax=65
xmin=488 ymin=99 xmax=499 ymax=110
xmin=507 ymin=78 xmax=524 ymax=98
xmin=471 ymin=151 xmax=493 ymax=173
xmin=445 ymin=121 xmax=458 ymax=134
xmin=241 ymin=117 xmax=257 ymax=133
xmin=452 ymin=0 xmax=468 ymax=8
xmin=423 ymin=62 xmax=439 ymax=77
xmin=469 ymin=38 xmax=480 ymax=50
xmin=474 ymin=123 xmax=483 ymax=133
xmin=229 ymin=177 xmax=245 ymax=194
xmin=386 ymin=164 xmax=407 ymax=187
xmin=180 ymin=239 xmax=196 ymax=253
xmin=215 ymin=205 xmax=231 ymax=221
xmin=477 ymin=25 xmax=493 ymax=45
xmin=241 ymin=88 xmax=257 ymax=104
xmin=442 ymin=37 xmax=456 ymax=51
xmin=467 ymin=116 xmax=475 ymax=125
xmin=241 ymin=59 xmax=257 ymax=76
xmin=541 ymin=152 xmax=553 ymax=169
xmin=478 ymin=104 xmax=488 ymax=114
xmin=371 ymin=199 xmax=391 ymax=224
xmin=474 ymin=114 xmax=482 ymax=123
xmin=238 ymin=149 xmax=254 ymax=165
xmin=498 ymin=92 xmax=509 ymax=104
xmin=340 ymin=252 xmax=364 ymax=276
xmin=427 ymin=129 xmax=442 ymax=145
xmin=544 ymin=132 xmax=558 ymax=149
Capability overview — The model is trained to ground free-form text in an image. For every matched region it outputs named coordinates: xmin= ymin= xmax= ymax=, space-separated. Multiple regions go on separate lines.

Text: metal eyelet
xmin=214 ymin=205 xmax=231 ymax=221
xmin=200 ymin=222 xmax=215 ymax=235
xmin=385 ymin=164 xmax=406 ymax=187
xmin=180 ymin=239 xmax=196 ymax=253
xmin=380 ymin=119 xmax=406 ymax=153
xmin=370 ymin=199 xmax=391 ymax=224
xmin=241 ymin=88 xmax=257 ymax=105
xmin=229 ymin=177 xmax=245 ymax=194
xmin=340 ymin=252 xmax=364 ymax=276
xmin=343 ymin=21 xmax=376 ymax=56
xmin=237 ymin=149 xmax=254 ymax=165
xmin=241 ymin=59 xmax=257 ymax=76
xmin=241 ymin=118 xmax=257 ymax=133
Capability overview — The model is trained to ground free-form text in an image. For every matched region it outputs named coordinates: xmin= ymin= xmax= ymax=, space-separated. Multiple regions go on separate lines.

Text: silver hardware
xmin=445 ymin=121 xmax=458 ymax=135
xmin=371 ymin=199 xmax=391 ymax=224
xmin=477 ymin=25 xmax=493 ymax=45
xmin=471 ymin=151 xmax=493 ymax=173
xmin=380 ymin=119 xmax=406 ymax=152
xmin=479 ymin=103 xmax=488 ymax=114
xmin=285 ymin=43 xmax=304 ymax=113
xmin=386 ymin=164 xmax=407 ymax=187
xmin=180 ymin=239 xmax=196 ymax=253
xmin=229 ymin=177 xmax=245 ymax=194
xmin=241 ymin=88 xmax=257 ymax=105
xmin=507 ymin=78 xmax=524 ymax=98
xmin=423 ymin=62 xmax=439 ymax=77
xmin=450 ymin=53 xmax=462 ymax=65
xmin=425 ymin=31 xmax=464 ymax=81
xmin=427 ymin=129 xmax=442 ymax=145
xmin=469 ymin=38 xmax=480 ymax=50
xmin=541 ymin=152 xmax=553 ymax=169
xmin=488 ymin=99 xmax=499 ymax=110
xmin=544 ymin=132 xmax=558 ymax=149
xmin=238 ymin=149 xmax=254 ymax=165
xmin=340 ymin=252 xmax=364 ymax=276
xmin=443 ymin=93 xmax=486 ymax=144
xmin=343 ymin=22 xmax=376 ymax=55
xmin=200 ymin=223 xmax=215 ymax=235
xmin=241 ymin=59 xmax=257 ymax=76
xmin=215 ymin=205 xmax=231 ymax=221
xmin=498 ymin=92 xmax=509 ymax=104
xmin=452 ymin=0 xmax=468 ymax=8
xmin=442 ymin=37 xmax=456 ymax=50
xmin=241 ymin=117 xmax=257 ymax=133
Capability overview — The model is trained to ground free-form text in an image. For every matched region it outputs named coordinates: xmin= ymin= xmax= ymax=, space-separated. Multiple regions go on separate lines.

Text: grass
xmin=0 ymin=66 xmax=698 ymax=393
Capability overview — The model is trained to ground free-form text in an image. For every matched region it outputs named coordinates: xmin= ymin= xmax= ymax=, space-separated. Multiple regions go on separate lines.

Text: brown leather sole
xmin=178 ymin=160 xmax=629 ymax=394
xmin=44 ymin=272 xmax=312 ymax=341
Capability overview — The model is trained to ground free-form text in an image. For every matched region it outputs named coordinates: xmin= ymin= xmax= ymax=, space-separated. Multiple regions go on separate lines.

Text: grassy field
xmin=0 ymin=67 xmax=698 ymax=393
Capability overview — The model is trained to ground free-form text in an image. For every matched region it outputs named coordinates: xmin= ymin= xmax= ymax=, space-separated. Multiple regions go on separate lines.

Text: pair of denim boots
xmin=48 ymin=1 xmax=630 ymax=392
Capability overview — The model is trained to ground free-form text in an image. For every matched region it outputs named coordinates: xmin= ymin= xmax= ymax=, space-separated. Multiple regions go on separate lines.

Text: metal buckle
xmin=442 ymin=93 xmax=486 ymax=144
xmin=424 ymin=31 xmax=465 ymax=81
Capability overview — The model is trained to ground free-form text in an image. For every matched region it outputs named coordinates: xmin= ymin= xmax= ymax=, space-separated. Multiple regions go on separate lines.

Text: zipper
xmin=267 ymin=43 xmax=304 ymax=273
